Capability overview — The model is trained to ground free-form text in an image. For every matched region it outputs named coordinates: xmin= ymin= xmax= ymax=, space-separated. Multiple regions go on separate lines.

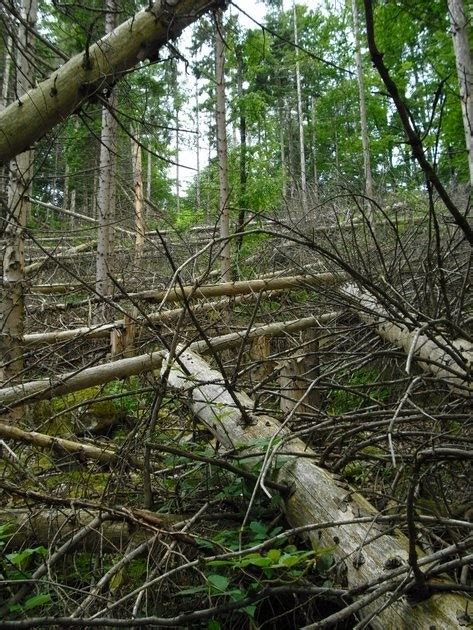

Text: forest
xmin=0 ymin=0 xmax=472 ymax=627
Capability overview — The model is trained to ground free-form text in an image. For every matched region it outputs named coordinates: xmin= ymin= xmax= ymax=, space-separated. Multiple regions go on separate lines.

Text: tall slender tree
xmin=293 ymin=0 xmax=308 ymax=216
xmin=131 ymin=132 xmax=145 ymax=264
xmin=215 ymin=7 xmax=231 ymax=281
xmin=448 ymin=0 xmax=473 ymax=186
xmin=95 ymin=0 xmax=118 ymax=305
xmin=0 ymin=0 xmax=37 ymax=382
xmin=351 ymin=0 xmax=374 ymax=203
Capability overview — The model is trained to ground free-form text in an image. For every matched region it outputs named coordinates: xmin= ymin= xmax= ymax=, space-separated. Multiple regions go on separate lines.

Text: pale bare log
xmin=24 ymin=239 xmax=97 ymax=274
xmin=46 ymin=271 xmax=347 ymax=311
xmin=0 ymin=0 xmax=219 ymax=164
xmin=163 ymin=348 xmax=469 ymax=629
xmin=1 ymin=312 xmax=340 ymax=408
xmin=1 ymin=507 xmax=181 ymax=553
xmin=344 ymin=284 xmax=473 ymax=396
xmin=30 ymin=198 xmax=134 ymax=236
xmin=0 ymin=423 xmax=123 ymax=465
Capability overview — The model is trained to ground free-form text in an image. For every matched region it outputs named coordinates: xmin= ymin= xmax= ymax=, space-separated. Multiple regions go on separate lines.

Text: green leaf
xmin=266 ymin=549 xmax=281 ymax=563
xmin=109 ymin=568 xmax=125 ymax=592
xmin=24 ymin=593 xmax=51 ymax=611
xmin=207 ymin=574 xmax=230 ymax=592
xmin=6 ymin=546 xmax=47 ymax=567
xmin=208 ymin=621 xmax=221 ymax=630
xmin=249 ymin=521 xmax=267 ymax=540
xmin=243 ymin=605 xmax=257 ymax=618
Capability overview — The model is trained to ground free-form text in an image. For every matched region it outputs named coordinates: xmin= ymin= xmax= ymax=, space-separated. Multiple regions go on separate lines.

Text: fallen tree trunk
xmin=0 ymin=422 xmax=135 ymax=466
xmin=30 ymin=199 xmax=134 ymax=236
xmin=0 ymin=1 xmax=219 ymax=164
xmin=24 ymin=239 xmax=97 ymax=274
xmin=1 ymin=312 xmax=340 ymax=408
xmin=163 ymin=347 xmax=469 ymax=628
xmin=30 ymin=284 xmax=84 ymax=294
xmin=23 ymin=292 xmax=277 ymax=346
xmin=40 ymin=271 xmax=347 ymax=312
xmin=1 ymin=507 xmax=183 ymax=553
xmin=344 ymin=284 xmax=472 ymax=396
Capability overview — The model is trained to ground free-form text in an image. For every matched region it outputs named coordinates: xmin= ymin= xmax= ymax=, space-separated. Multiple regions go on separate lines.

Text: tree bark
xmin=448 ymin=0 xmax=473 ymax=186
xmin=1 ymin=36 xmax=12 ymax=111
xmin=1 ymin=507 xmax=181 ymax=553
xmin=293 ymin=0 xmax=308 ymax=217
xmin=45 ymin=271 xmax=346 ymax=311
xmin=0 ymin=0 xmax=219 ymax=165
xmin=352 ymin=0 xmax=374 ymax=205
xmin=344 ymin=284 xmax=472 ymax=396
xmin=0 ymin=311 xmax=340 ymax=409
xmin=310 ymin=96 xmax=319 ymax=201
xmin=0 ymin=422 xmax=127 ymax=466
xmin=30 ymin=198 xmax=133 ymax=236
xmin=195 ymin=77 xmax=201 ymax=212
xmin=163 ymin=347 xmax=469 ymax=629
xmin=236 ymin=47 xmax=248 ymax=254
xmin=214 ymin=8 xmax=232 ymax=281
xmin=95 ymin=0 xmax=118 ymax=305
xmin=0 ymin=0 xmax=37 ymax=382
xmin=24 ymin=239 xmax=97 ymax=274
xmin=131 ymin=132 xmax=145 ymax=264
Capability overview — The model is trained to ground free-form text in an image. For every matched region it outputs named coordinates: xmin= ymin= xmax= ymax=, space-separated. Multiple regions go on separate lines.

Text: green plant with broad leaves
xmin=0 ymin=524 xmax=52 ymax=615
xmin=180 ymin=520 xmax=334 ymax=625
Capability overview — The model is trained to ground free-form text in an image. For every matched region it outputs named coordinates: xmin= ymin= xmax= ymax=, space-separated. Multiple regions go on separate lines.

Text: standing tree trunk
xmin=146 ymin=145 xmax=152 ymax=203
xmin=448 ymin=0 xmax=473 ymax=187
xmin=236 ymin=48 xmax=248 ymax=255
xmin=131 ymin=132 xmax=145 ymax=264
xmin=279 ymin=97 xmax=287 ymax=198
xmin=310 ymin=95 xmax=319 ymax=202
xmin=95 ymin=0 xmax=118 ymax=305
xmin=173 ymin=60 xmax=181 ymax=216
xmin=0 ymin=0 xmax=37 ymax=383
xmin=0 ymin=36 xmax=12 ymax=211
xmin=195 ymin=76 xmax=201 ymax=213
xmin=214 ymin=7 xmax=232 ymax=282
xmin=1 ymin=36 xmax=12 ymax=111
xmin=352 ymin=0 xmax=374 ymax=205
xmin=293 ymin=0 xmax=308 ymax=218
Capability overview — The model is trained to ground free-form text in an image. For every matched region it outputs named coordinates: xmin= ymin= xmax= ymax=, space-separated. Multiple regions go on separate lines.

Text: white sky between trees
xmin=169 ymin=0 xmax=323 ymax=194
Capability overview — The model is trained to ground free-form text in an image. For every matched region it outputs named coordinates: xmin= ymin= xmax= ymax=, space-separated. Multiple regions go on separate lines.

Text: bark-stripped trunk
xmin=131 ymin=132 xmax=145 ymax=264
xmin=293 ymin=0 xmax=308 ymax=217
xmin=95 ymin=0 xmax=118 ymax=306
xmin=0 ymin=0 xmax=37 ymax=383
xmin=448 ymin=0 xmax=473 ymax=186
xmin=214 ymin=8 xmax=232 ymax=282
xmin=0 ymin=310 xmax=340 ymax=409
xmin=163 ymin=348 xmax=469 ymax=629
xmin=352 ymin=0 xmax=374 ymax=206
xmin=31 ymin=198 xmax=133 ymax=236
xmin=1 ymin=507 xmax=180 ymax=553
xmin=344 ymin=284 xmax=472 ymax=396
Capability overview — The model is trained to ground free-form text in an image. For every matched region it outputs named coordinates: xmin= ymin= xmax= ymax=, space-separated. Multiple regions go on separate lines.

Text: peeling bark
xmin=163 ymin=347 xmax=469 ymax=629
